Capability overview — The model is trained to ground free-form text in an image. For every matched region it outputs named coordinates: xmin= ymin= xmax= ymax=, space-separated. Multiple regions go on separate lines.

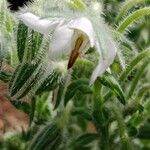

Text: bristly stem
xmin=117 ymin=7 xmax=150 ymax=33
xmin=92 ymin=79 xmax=110 ymax=150
xmin=120 ymin=49 xmax=150 ymax=81
xmin=104 ymin=49 xmax=150 ymax=102
xmin=127 ymin=61 xmax=149 ymax=99
xmin=111 ymin=103 xmax=132 ymax=150
xmin=125 ymin=84 xmax=150 ymax=115
xmin=115 ymin=0 xmax=148 ymax=24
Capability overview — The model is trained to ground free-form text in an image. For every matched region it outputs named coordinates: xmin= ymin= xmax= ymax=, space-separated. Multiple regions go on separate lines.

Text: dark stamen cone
xmin=67 ymin=36 xmax=84 ymax=69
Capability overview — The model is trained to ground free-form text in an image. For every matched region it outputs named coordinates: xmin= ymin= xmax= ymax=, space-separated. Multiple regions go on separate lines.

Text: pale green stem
xmin=92 ymin=80 xmax=110 ymax=150
xmin=117 ymin=7 xmax=150 ymax=33
xmin=125 ymin=84 xmax=150 ymax=114
xmin=135 ymin=85 xmax=150 ymax=104
xmin=67 ymin=0 xmax=86 ymax=11
xmin=57 ymin=101 xmax=73 ymax=129
xmin=104 ymin=50 xmax=150 ymax=102
xmin=115 ymin=0 xmax=148 ymax=23
xmin=56 ymin=71 xmax=73 ymax=129
xmin=120 ymin=49 xmax=150 ymax=81
xmin=5 ymin=10 xmax=19 ymax=65
xmin=111 ymin=104 xmax=132 ymax=150
xmin=127 ymin=61 xmax=149 ymax=99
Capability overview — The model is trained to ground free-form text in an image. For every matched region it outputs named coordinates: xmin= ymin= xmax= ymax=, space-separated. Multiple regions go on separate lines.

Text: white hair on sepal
xmin=89 ymin=15 xmax=117 ymax=84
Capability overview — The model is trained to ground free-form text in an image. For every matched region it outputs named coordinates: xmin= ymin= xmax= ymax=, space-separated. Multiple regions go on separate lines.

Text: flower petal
xmin=68 ymin=17 xmax=95 ymax=47
xmin=90 ymin=48 xmax=116 ymax=85
xmin=49 ymin=25 xmax=74 ymax=59
xmin=90 ymin=22 xmax=117 ymax=84
xmin=18 ymin=12 xmax=60 ymax=35
xmin=90 ymin=61 xmax=107 ymax=85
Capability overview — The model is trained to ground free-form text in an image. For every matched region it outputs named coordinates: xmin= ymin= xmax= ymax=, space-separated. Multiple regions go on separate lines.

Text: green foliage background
xmin=0 ymin=0 xmax=150 ymax=150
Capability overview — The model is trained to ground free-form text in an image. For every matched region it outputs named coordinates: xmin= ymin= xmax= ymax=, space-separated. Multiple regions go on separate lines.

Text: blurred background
xmin=0 ymin=0 xmax=150 ymax=150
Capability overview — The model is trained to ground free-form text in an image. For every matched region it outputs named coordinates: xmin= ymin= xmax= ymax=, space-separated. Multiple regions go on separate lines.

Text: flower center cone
xmin=67 ymin=36 xmax=84 ymax=69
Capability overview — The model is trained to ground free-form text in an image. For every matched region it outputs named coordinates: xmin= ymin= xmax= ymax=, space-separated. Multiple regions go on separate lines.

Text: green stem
xmin=92 ymin=79 xmax=110 ymax=150
xmin=136 ymin=84 xmax=150 ymax=101
xmin=120 ymin=49 xmax=150 ymax=81
xmin=127 ymin=61 xmax=149 ymax=99
xmin=30 ymin=97 xmax=36 ymax=125
xmin=57 ymin=101 xmax=73 ymax=129
xmin=104 ymin=50 xmax=150 ymax=103
xmin=117 ymin=7 xmax=150 ymax=33
xmin=111 ymin=103 xmax=132 ymax=150
xmin=103 ymin=92 xmax=113 ymax=102
xmin=115 ymin=0 xmax=147 ymax=23
xmin=134 ymin=85 xmax=150 ymax=110
xmin=99 ymin=126 xmax=110 ymax=150
xmin=67 ymin=0 xmax=86 ymax=11
xmin=125 ymin=84 xmax=150 ymax=115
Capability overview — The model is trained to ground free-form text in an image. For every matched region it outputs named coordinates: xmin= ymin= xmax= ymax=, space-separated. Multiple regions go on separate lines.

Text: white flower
xmin=50 ymin=17 xmax=95 ymax=65
xmin=18 ymin=12 xmax=63 ymax=35
xmin=18 ymin=12 xmax=117 ymax=84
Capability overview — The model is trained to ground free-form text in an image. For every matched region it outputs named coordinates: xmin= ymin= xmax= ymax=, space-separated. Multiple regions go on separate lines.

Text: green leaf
xmin=127 ymin=125 xmax=138 ymax=137
xmin=64 ymin=79 xmax=92 ymax=106
xmin=72 ymin=107 xmax=92 ymax=121
xmin=71 ymin=133 xmax=99 ymax=148
xmin=17 ymin=22 xmax=28 ymax=62
xmin=136 ymin=84 xmax=150 ymax=102
xmin=0 ymin=71 xmax=12 ymax=82
xmin=29 ymin=30 xmax=43 ymax=60
xmin=24 ymin=29 xmax=43 ymax=62
xmin=117 ymin=7 xmax=150 ymax=33
xmin=10 ymin=64 xmax=38 ymax=98
xmin=54 ymin=84 xmax=64 ymax=109
xmin=115 ymin=0 xmax=148 ymax=24
xmin=111 ymin=103 xmax=132 ymax=150
xmin=72 ymin=58 xmax=94 ymax=79
xmin=100 ymin=74 xmax=126 ymax=105
xmin=17 ymin=22 xmax=43 ymax=63
xmin=11 ymin=100 xmax=31 ymax=115
xmin=138 ymin=122 xmax=150 ymax=139
xmin=34 ymin=93 xmax=51 ymax=124
xmin=120 ymin=49 xmax=150 ymax=81
xmin=124 ymin=84 xmax=150 ymax=116
xmin=36 ymin=70 xmax=62 ymax=95
xmin=29 ymin=122 xmax=62 ymax=150
xmin=127 ymin=61 xmax=149 ymax=99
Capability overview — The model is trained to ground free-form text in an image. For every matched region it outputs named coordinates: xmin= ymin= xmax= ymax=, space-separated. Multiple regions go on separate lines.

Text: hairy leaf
xmin=64 ymin=79 xmax=92 ymax=106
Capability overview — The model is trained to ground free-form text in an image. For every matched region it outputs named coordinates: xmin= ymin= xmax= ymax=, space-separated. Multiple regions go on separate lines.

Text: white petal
xmin=90 ymin=61 xmax=106 ymax=85
xmin=90 ymin=44 xmax=116 ymax=85
xmin=68 ymin=17 xmax=95 ymax=47
xmin=18 ymin=13 xmax=60 ymax=35
xmin=106 ymin=68 xmax=111 ymax=73
xmin=49 ymin=25 xmax=74 ymax=59
xmin=90 ymin=22 xmax=117 ymax=84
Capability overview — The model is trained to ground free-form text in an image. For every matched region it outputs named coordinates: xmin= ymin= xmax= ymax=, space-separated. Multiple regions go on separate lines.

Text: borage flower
xmin=17 ymin=7 xmax=117 ymax=84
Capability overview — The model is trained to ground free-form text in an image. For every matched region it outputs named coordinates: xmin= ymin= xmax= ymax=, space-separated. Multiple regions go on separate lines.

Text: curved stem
xmin=115 ymin=0 xmax=147 ymax=24
xmin=120 ymin=49 xmax=150 ymax=81
xmin=136 ymin=85 xmax=150 ymax=101
xmin=124 ymin=84 xmax=150 ymax=115
xmin=111 ymin=103 xmax=132 ymax=150
xmin=116 ymin=7 xmax=150 ymax=33
xmin=127 ymin=61 xmax=149 ymax=99
xmin=104 ymin=49 xmax=150 ymax=103
xmin=92 ymin=79 xmax=110 ymax=150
